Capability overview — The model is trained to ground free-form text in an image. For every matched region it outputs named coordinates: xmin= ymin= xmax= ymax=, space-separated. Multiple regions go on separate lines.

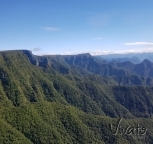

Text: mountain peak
xmin=142 ymin=59 xmax=152 ymax=63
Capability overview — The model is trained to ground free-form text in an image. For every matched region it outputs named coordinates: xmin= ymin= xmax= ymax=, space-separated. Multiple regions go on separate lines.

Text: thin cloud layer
xmin=43 ymin=27 xmax=59 ymax=31
xmin=89 ymin=48 xmax=153 ymax=55
xmin=124 ymin=42 xmax=153 ymax=46
xmin=34 ymin=48 xmax=153 ymax=56
xmin=93 ymin=38 xmax=102 ymax=40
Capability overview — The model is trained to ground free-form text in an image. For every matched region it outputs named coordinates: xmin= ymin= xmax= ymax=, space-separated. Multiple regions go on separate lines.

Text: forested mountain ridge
xmin=22 ymin=50 xmax=153 ymax=78
xmin=0 ymin=50 xmax=153 ymax=143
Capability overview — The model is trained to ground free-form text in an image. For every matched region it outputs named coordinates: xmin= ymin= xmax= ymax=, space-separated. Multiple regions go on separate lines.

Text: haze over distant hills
xmin=96 ymin=52 xmax=153 ymax=64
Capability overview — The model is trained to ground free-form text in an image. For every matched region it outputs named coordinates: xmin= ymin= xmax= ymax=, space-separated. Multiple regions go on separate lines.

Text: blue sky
xmin=0 ymin=0 xmax=153 ymax=55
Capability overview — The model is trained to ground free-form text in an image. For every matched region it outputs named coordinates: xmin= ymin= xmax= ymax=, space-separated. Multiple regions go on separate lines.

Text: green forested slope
xmin=0 ymin=50 xmax=153 ymax=143
xmin=1 ymin=101 xmax=152 ymax=144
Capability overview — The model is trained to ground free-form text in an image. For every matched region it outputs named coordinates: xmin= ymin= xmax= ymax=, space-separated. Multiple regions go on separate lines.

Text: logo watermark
xmin=110 ymin=118 xmax=148 ymax=140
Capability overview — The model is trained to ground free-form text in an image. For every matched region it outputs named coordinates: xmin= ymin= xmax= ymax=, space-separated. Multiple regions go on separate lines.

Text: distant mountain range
xmin=96 ymin=52 xmax=153 ymax=63
xmin=107 ymin=56 xmax=141 ymax=64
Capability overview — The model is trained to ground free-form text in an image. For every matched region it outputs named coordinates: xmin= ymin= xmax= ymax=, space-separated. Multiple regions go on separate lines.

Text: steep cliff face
xmin=18 ymin=50 xmax=153 ymax=88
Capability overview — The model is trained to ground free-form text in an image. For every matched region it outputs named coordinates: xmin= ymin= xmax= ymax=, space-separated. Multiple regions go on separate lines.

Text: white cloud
xmin=61 ymin=52 xmax=72 ymax=55
xmin=88 ymin=50 xmax=115 ymax=55
xmin=32 ymin=47 xmax=42 ymax=51
xmin=60 ymin=49 xmax=152 ymax=56
xmin=89 ymin=48 xmax=153 ymax=56
xmin=124 ymin=42 xmax=153 ymax=46
xmin=34 ymin=48 xmax=153 ymax=56
xmin=93 ymin=38 xmax=102 ymax=40
xmin=43 ymin=27 xmax=59 ymax=31
xmin=35 ymin=48 xmax=153 ymax=56
xmin=128 ymin=49 xmax=135 ymax=52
